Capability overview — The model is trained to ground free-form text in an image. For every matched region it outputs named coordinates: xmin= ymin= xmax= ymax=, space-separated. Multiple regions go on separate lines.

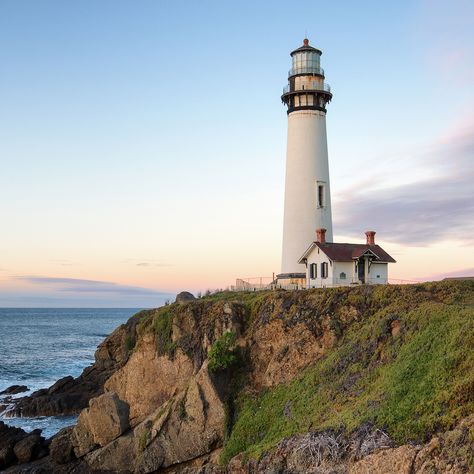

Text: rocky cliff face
xmin=3 ymin=281 xmax=474 ymax=473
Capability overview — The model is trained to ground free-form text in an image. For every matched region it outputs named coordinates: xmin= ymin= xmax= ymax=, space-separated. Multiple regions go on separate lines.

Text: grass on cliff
xmin=222 ymin=281 xmax=474 ymax=464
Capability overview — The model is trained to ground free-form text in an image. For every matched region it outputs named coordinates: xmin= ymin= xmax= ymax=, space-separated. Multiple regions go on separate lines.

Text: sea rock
xmin=0 ymin=385 xmax=29 ymax=395
xmin=13 ymin=431 xmax=45 ymax=464
xmin=73 ymin=391 xmax=130 ymax=457
xmin=0 ymin=421 xmax=29 ymax=469
xmin=50 ymin=426 xmax=75 ymax=464
xmin=47 ymin=376 xmax=75 ymax=394
xmin=176 ymin=291 xmax=196 ymax=304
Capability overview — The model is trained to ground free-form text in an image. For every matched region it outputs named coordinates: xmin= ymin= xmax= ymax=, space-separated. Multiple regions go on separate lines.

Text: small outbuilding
xmin=298 ymin=229 xmax=396 ymax=288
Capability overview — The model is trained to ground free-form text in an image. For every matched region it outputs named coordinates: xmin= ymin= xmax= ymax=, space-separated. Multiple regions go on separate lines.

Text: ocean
xmin=0 ymin=308 xmax=139 ymax=438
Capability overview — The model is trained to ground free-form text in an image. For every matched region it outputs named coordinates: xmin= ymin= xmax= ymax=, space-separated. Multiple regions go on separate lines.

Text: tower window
xmin=309 ymin=263 xmax=317 ymax=279
xmin=317 ymin=184 xmax=325 ymax=208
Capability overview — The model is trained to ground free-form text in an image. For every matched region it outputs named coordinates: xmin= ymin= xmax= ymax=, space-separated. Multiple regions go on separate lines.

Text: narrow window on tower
xmin=317 ymin=183 xmax=325 ymax=208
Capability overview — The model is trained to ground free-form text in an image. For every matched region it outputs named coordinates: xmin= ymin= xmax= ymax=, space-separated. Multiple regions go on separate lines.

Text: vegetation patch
xmin=138 ymin=428 xmax=150 ymax=452
xmin=178 ymin=396 xmax=187 ymax=420
xmin=152 ymin=306 xmax=177 ymax=356
xmin=124 ymin=334 xmax=136 ymax=353
xmin=221 ymin=282 xmax=474 ymax=464
xmin=208 ymin=331 xmax=238 ymax=372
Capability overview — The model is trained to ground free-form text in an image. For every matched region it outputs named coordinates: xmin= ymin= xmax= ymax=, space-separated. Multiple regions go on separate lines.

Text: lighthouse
xmin=278 ymin=39 xmax=333 ymax=284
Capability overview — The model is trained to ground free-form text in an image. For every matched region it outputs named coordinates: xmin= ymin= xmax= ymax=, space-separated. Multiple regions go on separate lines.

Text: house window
xmin=321 ymin=262 xmax=328 ymax=279
xmin=339 ymin=272 xmax=346 ymax=280
xmin=309 ymin=263 xmax=317 ymax=279
xmin=317 ymin=184 xmax=325 ymax=208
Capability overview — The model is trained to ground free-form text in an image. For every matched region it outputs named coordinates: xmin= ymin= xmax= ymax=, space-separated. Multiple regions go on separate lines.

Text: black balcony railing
xmin=289 ymin=66 xmax=324 ymax=77
xmin=282 ymin=83 xmax=331 ymax=94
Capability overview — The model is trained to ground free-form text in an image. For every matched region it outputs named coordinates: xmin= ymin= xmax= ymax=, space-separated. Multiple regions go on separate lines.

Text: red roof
xmin=300 ymin=242 xmax=396 ymax=263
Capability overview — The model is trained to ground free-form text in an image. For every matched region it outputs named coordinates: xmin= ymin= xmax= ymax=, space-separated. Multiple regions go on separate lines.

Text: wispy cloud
xmin=50 ymin=259 xmax=75 ymax=267
xmin=136 ymin=262 xmax=172 ymax=267
xmin=121 ymin=259 xmax=172 ymax=268
xmin=334 ymin=125 xmax=474 ymax=245
xmin=16 ymin=276 xmax=170 ymax=297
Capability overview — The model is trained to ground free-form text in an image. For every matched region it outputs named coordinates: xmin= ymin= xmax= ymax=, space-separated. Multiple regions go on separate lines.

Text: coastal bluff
xmin=2 ymin=280 xmax=474 ymax=473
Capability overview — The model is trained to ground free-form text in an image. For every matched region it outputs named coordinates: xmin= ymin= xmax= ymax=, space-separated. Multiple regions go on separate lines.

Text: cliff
xmin=3 ymin=280 xmax=474 ymax=473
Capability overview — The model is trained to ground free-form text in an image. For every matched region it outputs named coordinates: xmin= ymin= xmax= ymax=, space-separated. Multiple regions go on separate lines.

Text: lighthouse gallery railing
xmin=282 ymin=83 xmax=331 ymax=95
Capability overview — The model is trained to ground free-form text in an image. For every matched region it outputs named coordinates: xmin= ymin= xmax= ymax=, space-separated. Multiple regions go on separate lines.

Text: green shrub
xmin=208 ymin=331 xmax=238 ymax=372
xmin=152 ymin=307 xmax=177 ymax=356
xmin=124 ymin=334 xmax=136 ymax=353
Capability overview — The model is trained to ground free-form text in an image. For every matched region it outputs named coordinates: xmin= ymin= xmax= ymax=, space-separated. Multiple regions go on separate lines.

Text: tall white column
xmin=281 ymin=109 xmax=333 ymax=274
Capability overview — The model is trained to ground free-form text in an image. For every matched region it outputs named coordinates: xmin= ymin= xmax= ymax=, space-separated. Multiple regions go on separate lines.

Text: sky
xmin=0 ymin=0 xmax=473 ymax=307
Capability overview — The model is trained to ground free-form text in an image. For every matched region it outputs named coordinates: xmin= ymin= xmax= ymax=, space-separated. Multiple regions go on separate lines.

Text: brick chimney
xmin=316 ymin=228 xmax=327 ymax=244
xmin=365 ymin=230 xmax=376 ymax=245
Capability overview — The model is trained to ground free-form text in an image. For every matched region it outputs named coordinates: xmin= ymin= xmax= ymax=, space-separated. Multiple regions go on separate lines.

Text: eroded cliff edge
xmin=4 ymin=280 xmax=474 ymax=473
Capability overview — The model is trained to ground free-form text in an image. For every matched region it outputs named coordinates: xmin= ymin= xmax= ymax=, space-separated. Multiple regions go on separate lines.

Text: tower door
xmin=357 ymin=258 xmax=365 ymax=283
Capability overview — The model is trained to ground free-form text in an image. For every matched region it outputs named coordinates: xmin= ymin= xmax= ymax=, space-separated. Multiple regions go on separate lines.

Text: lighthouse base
xmin=275 ymin=272 xmax=306 ymax=290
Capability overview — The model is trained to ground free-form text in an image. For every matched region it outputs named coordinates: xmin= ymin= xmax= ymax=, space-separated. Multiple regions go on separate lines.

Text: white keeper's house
xmin=298 ymin=229 xmax=396 ymax=288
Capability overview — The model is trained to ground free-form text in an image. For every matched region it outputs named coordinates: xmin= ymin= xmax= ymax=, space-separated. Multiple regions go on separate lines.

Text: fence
xmin=231 ymin=276 xmax=424 ymax=292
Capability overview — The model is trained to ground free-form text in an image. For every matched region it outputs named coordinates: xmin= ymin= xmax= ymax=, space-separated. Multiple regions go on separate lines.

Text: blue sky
xmin=0 ymin=0 xmax=473 ymax=306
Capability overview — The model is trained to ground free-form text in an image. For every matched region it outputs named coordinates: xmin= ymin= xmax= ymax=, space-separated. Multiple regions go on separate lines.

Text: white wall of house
xmin=304 ymin=248 xmax=390 ymax=288
xmin=333 ymin=261 xmax=355 ymax=286
xmin=368 ymin=262 xmax=388 ymax=284
xmin=305 ymin=247 xmax=333 ymax=288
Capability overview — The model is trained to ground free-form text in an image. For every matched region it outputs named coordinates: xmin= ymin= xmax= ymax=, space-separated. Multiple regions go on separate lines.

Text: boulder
xmin=0 ymin=385 xmax=29 ymax=395
xmin=13 ymin=432 xmax=44 ymax=464
xmin=85 ymin=432 xmax=136 ymax=472
xmin=0 ymin=421 xmax=29 ymax=469
xmin=72 ymin=408 xmax=98 ymax=457
xmin=175 ymin=291 xmax=196 ymax=304
xmin=73 ymin=391 xmax=130 ymax=457
xmin=0 ymin=445 xmax=15 ymax=471
xmin=88 ymin=391 xmax=130 ymax=446
xmin=50 ymin=426 xmax=75 ymax=464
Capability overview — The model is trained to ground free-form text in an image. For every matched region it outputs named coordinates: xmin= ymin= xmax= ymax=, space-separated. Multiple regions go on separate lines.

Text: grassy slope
xmin=218 ymin=281 xmax=474 ymax=463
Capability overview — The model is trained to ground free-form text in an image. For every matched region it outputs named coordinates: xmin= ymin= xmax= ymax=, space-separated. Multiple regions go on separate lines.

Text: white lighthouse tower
xmin=278 ymin=38 xmax=333 ymax=284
